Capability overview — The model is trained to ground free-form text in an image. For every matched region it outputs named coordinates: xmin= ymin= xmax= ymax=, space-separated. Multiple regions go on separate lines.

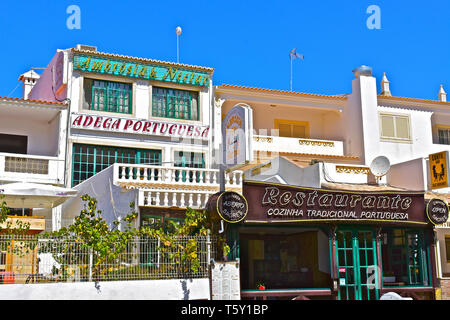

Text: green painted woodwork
xmin=152 ymin=86 xmax=198 ymax=120
xmin=71 ymin=144 xmax=161 ymax=186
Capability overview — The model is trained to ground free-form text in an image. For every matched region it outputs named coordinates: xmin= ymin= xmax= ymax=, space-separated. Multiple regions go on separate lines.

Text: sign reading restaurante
xmin=243 ymin=181 xmax=428 ymax=226
xmin=73 ymin=54 xmax=210 ymax=87
xmin=71 ymin=113 xmax=210 ymax=140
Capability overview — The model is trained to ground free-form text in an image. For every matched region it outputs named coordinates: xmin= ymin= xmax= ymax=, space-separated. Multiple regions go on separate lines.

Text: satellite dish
xmin=369 ymin=156 xmax=391 ymax=178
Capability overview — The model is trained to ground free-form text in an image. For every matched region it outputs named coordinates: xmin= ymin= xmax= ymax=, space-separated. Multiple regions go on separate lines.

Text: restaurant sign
xmin=429 ymin=151 xmax=449 ymax=189
xmin=71 ymin=113 xmax=210 ymax=140
xmin=73 ymin=54 xmax=210 ymax=87
xmin=426 ymin=198 xmax=449 ymax=225
xmin=206 ymin=191 xmax=248 ymax=223
xmin=243 ymin=181 xmax=427 ymax=226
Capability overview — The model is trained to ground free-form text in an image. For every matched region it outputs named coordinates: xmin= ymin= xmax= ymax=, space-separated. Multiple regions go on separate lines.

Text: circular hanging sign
xmin=207 ymin=191 xmax=248 ymax=223
xmin=426 ymin=198 xmax=449 ymax=225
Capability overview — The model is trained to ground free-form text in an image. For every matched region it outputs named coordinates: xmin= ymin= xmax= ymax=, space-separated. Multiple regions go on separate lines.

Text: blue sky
xmin=0 ymin=0 xmax=449 ymax=100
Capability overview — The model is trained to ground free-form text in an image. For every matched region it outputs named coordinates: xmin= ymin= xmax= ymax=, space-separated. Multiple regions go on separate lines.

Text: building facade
xmin=0 ymin=92 xmax=68 ymax=233
xmin=28 ymin=45 xmax=241 ymax=231
xmin=215 ymin=66 xmax=448 ymax=300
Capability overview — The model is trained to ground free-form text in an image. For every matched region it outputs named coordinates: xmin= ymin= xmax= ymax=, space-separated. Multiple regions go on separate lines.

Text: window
xmin=445 ymin=236 xmax=450 ymax=262
xmin=174 ymin=151 xmax=205 ymax=183
xmin=8 ymin=208 xmax=32 ymax=216
xmin=0 ymin=134 xmax=27 ymax=154
xmin=72 ymin=144 xmax=161 ymax=186
xmin=379 ymin=113 xmax=411 ymax=141
xmin=438 ymin=128 xmax=450 ymax=145
xmin=381 ymin=228 xmax=430 ymax=286
xmin=240 ymin=230 xmax=330 ymax=290
xmin=139 ymin=215 xmax=185 ymax=266
xmin=152 ymin=87 xmax=199 ymax=120
xmin=274 ymin=120 xmax=309 ymax=138
xmin=83 ymin=78 xmax=132 ymax=114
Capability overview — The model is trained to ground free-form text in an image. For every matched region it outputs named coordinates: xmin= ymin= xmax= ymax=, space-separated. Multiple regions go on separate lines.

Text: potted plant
xmin=256 ymin=281 xmax=265 ymax=290
xmin=383 ymin=271 xmax=396 ymax=283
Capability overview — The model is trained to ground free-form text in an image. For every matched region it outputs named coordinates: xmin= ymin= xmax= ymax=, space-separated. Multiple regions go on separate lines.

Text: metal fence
xmin=0 ymin=235 xmax=216 ymax=284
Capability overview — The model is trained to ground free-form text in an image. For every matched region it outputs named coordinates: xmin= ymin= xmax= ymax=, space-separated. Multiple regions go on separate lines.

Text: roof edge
xmin=71 ymin=48 xmax=215 ymax=74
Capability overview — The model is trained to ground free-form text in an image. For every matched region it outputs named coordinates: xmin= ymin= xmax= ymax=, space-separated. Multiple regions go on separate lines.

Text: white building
xmin=0 ymin=82 xmax=69 ymax=233
xmin=215 ymin=65 xmax=449 ymax=300
xmin=28 ymin=44 xmax=242 ymax=231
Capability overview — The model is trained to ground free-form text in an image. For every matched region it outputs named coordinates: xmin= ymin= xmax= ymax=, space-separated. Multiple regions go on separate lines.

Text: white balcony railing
xmin=138 ymin=189 xmax=215 ymax=209
xmin=113 ymin=163 xmax=243 ymax=208
xmin=0 ymin=153 xmax=65 ymax=185
xmin=253 ymin=135 xmax=344 ymax=156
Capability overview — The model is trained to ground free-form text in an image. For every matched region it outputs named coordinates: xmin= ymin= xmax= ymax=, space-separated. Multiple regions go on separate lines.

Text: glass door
xmin=336 ymin=228 xmax=379 ymax=300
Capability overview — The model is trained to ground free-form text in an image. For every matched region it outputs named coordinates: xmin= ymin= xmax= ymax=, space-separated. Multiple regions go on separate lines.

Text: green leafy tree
xmin=42 ymin=194 xmax=228 ymax=281
xmin=0 ymin=194 xmax=31 ymax=235
xmin=44 ymin=194 xmax=139 ymax=281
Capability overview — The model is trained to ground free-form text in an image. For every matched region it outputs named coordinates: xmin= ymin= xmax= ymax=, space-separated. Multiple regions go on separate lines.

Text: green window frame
xmin=174 ymin=151 xmax=205 ymax=183
xmin=152 ymin=86 xmax=199 ymax=120
xmin=381 ymin=228 xmax=430 ymax=287
xmin=71 ymin=144 xmax=161 ymax=186
xmin=139 ymin=215 xmax=185 ymax=266
xmin=335 ymin=229 xmax=379 ymax=300
xmin=83 ymin=78 xmax=132 ymax=114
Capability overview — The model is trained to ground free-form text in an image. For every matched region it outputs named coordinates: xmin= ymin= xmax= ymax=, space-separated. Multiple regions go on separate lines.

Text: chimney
xmin=380 ymin=72 xmax=391 ymax=96
xmin=18 ymin=69 xmax=40 ymax=99
xmin=76 ymin=44 xmax=97 ymax=52
xmin=352 ymin=65 xmax=373 ymax=78
xmin=439 ymin=84 xmax=447 ymax=102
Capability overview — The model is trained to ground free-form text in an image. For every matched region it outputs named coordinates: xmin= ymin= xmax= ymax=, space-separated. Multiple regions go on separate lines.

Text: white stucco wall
xmin=59 ymin=165 xmax=138 ymax=230
xmin=387 ymin=158 xmax=428 ymax=191
xmin=0 ymin=115 xmax=61 ymax=157
xmin=0 ymin=279 xmax=210 ymax=300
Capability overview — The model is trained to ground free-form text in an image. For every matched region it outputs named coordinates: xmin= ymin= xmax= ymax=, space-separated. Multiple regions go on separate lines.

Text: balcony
xmin=0 ymin=153 xmax=65 ymax=185
xmin=0 ymin=216 xmax=46 ymax=234
xmin=112 ymin=163 xmax=243 ymax=208
xmin=252 ymin=135 xmax=344 ymax=157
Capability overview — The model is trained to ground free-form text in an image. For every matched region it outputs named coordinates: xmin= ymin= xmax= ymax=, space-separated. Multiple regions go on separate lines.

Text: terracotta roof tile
xmin=321 ymin=182 xmax=414 ymax=193
xmin=0 ymin=96 xmax=66 ymax=105
xmin=72 ymin=48 xmax=214 ymax=73
xmin=378 ymin=95 xmax=450 ymax=106
xmin=217 ymin=84 xmax=348 ymax=100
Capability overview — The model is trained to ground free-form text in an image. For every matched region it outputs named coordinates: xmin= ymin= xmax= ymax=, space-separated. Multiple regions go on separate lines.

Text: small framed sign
xmin=206 ymin=191 xmax=248 ymax=224
xmin=426 ymin=198 xmax=449 ymax=225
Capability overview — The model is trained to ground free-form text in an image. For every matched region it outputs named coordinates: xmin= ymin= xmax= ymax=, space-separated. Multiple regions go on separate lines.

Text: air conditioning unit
xmin=76 ymin=44 xmax=97 ymax=52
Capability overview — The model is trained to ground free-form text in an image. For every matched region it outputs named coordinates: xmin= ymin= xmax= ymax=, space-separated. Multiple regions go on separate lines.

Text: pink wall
xmin=30 ymin=51 xmax=67 ymax=102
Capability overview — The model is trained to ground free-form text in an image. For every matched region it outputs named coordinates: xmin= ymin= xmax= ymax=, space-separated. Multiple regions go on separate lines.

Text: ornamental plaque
xmin=206 ymin=191 xmax=248 ymax=223
xmin=426 ymin=198 xmax=449 ymax=225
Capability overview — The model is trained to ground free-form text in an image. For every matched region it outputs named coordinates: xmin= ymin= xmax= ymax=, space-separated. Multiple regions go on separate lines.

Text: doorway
xmin=335 ymin=228 xmax=379 ymax=300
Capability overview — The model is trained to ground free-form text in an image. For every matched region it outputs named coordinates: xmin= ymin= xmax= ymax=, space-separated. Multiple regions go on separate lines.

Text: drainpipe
xmin=63 ymin=98 xmax=71 ymax=188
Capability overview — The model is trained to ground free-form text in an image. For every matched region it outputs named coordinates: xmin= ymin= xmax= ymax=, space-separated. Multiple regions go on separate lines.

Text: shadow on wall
xmin=180 ymin=279 xmax=193 ymax=300
xmin=60 ymin=165 xmax=138 ymax=229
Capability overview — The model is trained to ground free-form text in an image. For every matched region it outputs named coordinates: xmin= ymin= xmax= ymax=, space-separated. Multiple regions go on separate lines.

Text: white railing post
xmin=89 ymin=248 xmax=93 ymax=282
xmin=188 ymin=193 xmax=193 ymax=207
xmin=164 ymin=192 xmax=169 ymax=207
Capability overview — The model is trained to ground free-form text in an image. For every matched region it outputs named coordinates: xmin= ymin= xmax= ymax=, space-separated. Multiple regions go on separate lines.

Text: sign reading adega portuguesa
xmin=73 ymin=54 xmax=210 ymax=87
